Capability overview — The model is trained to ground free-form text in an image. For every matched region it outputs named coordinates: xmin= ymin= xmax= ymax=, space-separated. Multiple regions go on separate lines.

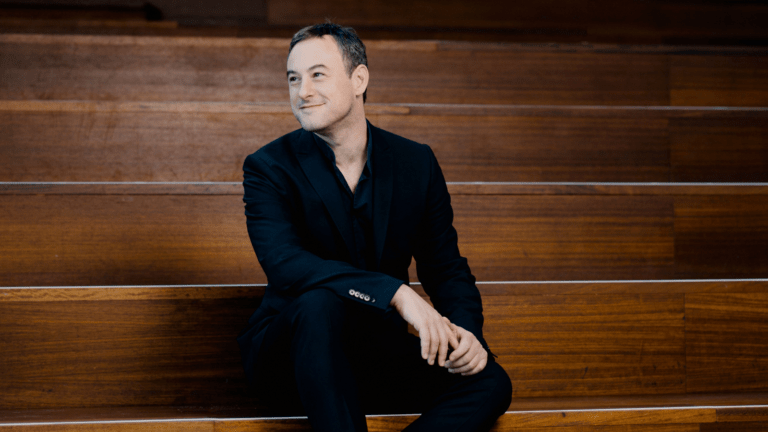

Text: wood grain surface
xmin=265 ymin=0 xmax=768 ymax=45
xmin=3 ymin=101 xmax=767 ymax=183
xmin=2 ymin=188 xmax=767 ymax=285
xmin=686 ymin=293 xmax=768 ymax=394
xmin=2 ymin=34 xmax=766 ymax=106
xmin=2 ymin=391 xmax=766 ymax=429
xmin=483 ymin=294 xmax=686 ymax=397
xmin=3 ymin=285 xmax=767 ymax=409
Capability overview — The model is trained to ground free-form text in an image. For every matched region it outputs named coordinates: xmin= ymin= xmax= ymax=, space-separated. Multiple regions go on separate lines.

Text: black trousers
xmin=246 ymin=289 xmax=512 ymax=432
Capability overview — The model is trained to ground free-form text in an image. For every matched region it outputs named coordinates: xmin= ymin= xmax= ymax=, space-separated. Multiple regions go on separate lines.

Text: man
xmin=237 ymin=23 xmax=511 ymax=431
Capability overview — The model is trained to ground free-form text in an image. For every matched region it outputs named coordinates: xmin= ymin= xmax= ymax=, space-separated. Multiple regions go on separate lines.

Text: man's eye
xmin=313 ymin=72 xmax=324 ymax=78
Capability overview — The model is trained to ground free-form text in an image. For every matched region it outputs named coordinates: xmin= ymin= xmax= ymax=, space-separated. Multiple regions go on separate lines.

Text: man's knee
xmin=287 ymin=289 xmax=348 ymax=347
xmin=481 ymin=361 xmax=512 ymax=414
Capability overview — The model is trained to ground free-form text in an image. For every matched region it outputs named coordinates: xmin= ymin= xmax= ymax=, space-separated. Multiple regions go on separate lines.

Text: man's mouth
xmin=300 ymin=103 xmax=323 ymax=109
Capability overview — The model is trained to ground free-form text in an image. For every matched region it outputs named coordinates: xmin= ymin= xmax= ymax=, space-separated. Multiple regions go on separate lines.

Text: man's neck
xmin=314 ymin=114 xmax=368 ymax=168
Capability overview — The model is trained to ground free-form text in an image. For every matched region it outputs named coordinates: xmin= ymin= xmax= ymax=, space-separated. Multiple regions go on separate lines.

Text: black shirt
xmin=312 ymin=122 xmax=376 ymax=271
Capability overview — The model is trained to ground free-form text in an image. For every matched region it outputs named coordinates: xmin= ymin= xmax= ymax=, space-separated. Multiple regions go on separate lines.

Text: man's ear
xmin=352 ymin=64 xmax=369 ymax=98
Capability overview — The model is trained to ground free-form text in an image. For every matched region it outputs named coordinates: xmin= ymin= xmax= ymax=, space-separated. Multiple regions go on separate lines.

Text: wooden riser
xmin=2 ymin=101 xmax=767 ymax=183
xmin=2 ymin=34 xmax=767 ymax=106
xmin=2 ymin=281 xmax=767 ymax=409
xmin=1 ymin=183 xmax=767 ymax=285
xmin=1 ymin=394 xmax=767 ymax=430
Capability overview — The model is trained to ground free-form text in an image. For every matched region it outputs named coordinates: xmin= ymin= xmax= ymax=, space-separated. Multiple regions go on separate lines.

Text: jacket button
xmin=349 ymin=289 xmax=355 ymax=296
xmin=364 ymin=295 xmax=370 ymax=301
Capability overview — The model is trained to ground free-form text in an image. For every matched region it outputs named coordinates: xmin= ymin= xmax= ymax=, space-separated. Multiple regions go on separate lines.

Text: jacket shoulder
xmin=244 ymin=128 xmax=306 ymax=168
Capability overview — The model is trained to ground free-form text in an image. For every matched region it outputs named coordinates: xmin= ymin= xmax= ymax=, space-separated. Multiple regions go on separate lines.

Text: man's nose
xmin=298 ymin=78 xmax=314 ymax=99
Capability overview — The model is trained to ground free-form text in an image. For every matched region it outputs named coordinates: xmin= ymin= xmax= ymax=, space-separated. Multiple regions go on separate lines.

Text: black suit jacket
xmin=237 ymin=122 xmax=488 ymax=380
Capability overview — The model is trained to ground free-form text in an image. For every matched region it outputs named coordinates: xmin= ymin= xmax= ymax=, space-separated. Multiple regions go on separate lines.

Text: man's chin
xmin=296 ymin=117 xmax=329 ymax=133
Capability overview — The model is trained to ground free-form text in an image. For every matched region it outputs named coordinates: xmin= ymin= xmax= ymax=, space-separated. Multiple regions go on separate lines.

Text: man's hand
xmin=390 ymin=284 xmax=458 ymax=367
xmin=445 ymin=322 xmax=488 ymax=376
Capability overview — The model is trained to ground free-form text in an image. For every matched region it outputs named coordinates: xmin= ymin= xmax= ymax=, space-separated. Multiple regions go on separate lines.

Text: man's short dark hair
xmin=289 ymin=23 xmax=368 ymax=102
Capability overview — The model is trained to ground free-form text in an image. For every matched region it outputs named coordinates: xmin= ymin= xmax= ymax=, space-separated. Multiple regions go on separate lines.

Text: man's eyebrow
xmin=286 ymin=64 xmax=328 ymax=77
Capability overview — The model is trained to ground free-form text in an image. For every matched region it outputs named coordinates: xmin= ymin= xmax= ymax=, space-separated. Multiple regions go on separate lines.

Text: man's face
xmin=287 ymin=36 xmax=358 ymax=133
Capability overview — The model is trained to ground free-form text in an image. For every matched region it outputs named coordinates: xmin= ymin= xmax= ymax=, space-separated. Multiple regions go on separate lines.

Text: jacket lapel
xmin=293 ymin=130 xmax=356 ymax=259
xmin=370 ymin=124 xmax=393 ymax=269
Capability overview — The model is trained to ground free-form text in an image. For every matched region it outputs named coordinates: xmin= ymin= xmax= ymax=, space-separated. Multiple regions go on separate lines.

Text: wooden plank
xmin=686 ymin=293 xmax=768 ymax=394
xmin=671 ymin=54 xmax=768 ymax=107
xmin=4 ymin=280 xmax=767 ymax=303
xmin=0 ymin=291 xmax=683 ymax=408
xmin=674 ymin=196 xmax=768 ymax=278
xmin=700 ymin=422 xmax=768 ymax=432
xmin=3 ymin=101 xmax=767 ymax=183
xmin=717 ymin=406 xmax=768 ymax=423
xmin=0 ymin=193 xmax=676 ymax=285
xmin=0 ymin=34 xmax=761 ymax=106
xmin=0 ymin=295 xmax=263 ymax=409
xmin=450 ymin=194 xmax=675 ymax=281
xmin=0 ymin=423 xmax=213 ymax=432
xmin=4 ymin=182 xmax=768 ymax=197
xmin=265 ymin=0 xmax=768 ymax=45
xmin=484 ymin=294 xmax=686 ymax=398
xmin=2 ymin=184 xmax=767 ymax=284
xmin=1 ymin=393 xmax=766 ymax=429
xmin=0 ymin=194 xmax=259 ymax=286
xmin=670 ymin=117 xmax=768 ymax=182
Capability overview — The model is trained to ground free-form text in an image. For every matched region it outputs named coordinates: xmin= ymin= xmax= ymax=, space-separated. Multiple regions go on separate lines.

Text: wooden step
xmin=2 ymin=34 xmax=767 ymax=106
xmin=1 ymin=182 xmax=767 ymax=285
xmin=2 ymin=101 xmax=767 ymax=183
xmin=0 ymin=393 xmax=767 ymax=430
xmin=2 ymin=0 xmax=768 ymax=45
xmin=0 ymin=5 xmax=175 ymax=32
xmin=2 ymin=281 xmax=767 ymax=409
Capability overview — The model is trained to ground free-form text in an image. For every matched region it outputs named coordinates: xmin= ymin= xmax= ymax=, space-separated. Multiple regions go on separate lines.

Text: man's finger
xmin=420 ymin=326 xmax=430 ymax=360
xmin=448 ymin=331 xmax=472 ymax=364
xmin=437 ymin=322 xmax=450 ymax=367
xmin=446 ymin=322 xmax=459 ymax=350
xmin=463 ymin=355 xmax=488 ymax=376
xmin=451 ymin=354 xmax=480 ymax=374
xmin=428 ymin=323 xmax=439 ymax=365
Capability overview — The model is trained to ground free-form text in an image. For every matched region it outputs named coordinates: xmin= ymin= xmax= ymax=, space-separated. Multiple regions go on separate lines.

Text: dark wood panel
xmin=0 ymin=34 xmax=668 ymax=105
xmin=0 ymin=423 xmax=212 ymax=432
xmin=686 ymin=293 xmax=768 ymax=394
xmin=484 ymin=294 xmax=685 ymax=398
xmin=671 ymin=55 xmax=768 ymax=107
xmin=366 ymin=48 xmax=669 ymax=105
xmin=700 ymin=422 xmax=768 ymax=432
xmin=266 ymin=0 xmax=768 ymax=45
xmin=374 ymin=114 xmax=671 ymax=182
xmin=674 ymin=196 xmax=768 ymax=278
xmin=5 ymin=101 xmax=767 ymax=183
xmin=717 ymin=406 xmax=768 ymax=423
xmin=3 ymin=188 xmax=768 ymax=285
xmin=0 ymin=296 xmax=262 ymax=409
xmin=1 ymin=104 xmax=677 ymax=182
xmin=0 ymin=193 xmax=677 ymax=286
xmin=4 ymin=182 xmax=767 ymax=197
xmin=0 ymin=290 xmax=683 ymax=408
xmin=670 ymin=117 xmax=768 ymax=183
xmin=450 ymin=195 xmax=675 ymax=281
xmin=0 ymin=195 xmax=260 ymax=286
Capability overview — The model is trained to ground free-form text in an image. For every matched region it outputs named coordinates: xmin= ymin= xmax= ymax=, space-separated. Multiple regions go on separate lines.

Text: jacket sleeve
xmin=412 ymin=147 xmax=489 ymax=351
xmin=243 ymin=152 xmax=403 ymax=309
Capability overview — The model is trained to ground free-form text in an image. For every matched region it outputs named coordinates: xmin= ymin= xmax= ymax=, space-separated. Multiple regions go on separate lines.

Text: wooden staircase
xmin=2 ymin=21 xmax=768 ymax=431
